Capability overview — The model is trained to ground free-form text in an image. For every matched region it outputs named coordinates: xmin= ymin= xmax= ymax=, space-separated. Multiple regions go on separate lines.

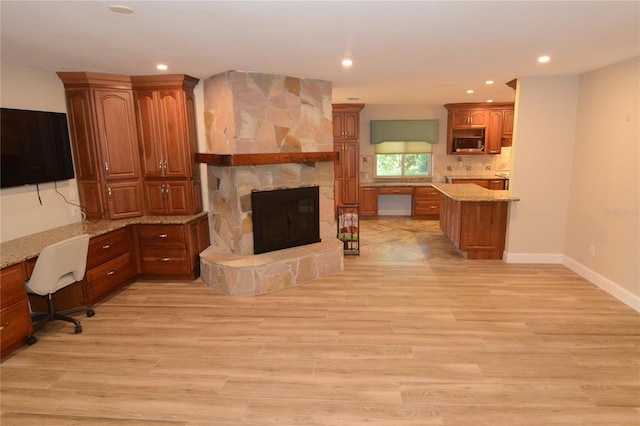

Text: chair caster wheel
xmin=25 ymin=335 xmax=37 ymax=345
xmin=74 ymin=325 xmax=83 ymax=334
xmin=87 ymin=309 xmax=95 ymax=317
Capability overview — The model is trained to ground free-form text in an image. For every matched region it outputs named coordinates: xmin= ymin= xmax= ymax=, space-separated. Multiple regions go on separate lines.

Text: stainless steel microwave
xmin=452 ymin=136 xmax=484 ymax=152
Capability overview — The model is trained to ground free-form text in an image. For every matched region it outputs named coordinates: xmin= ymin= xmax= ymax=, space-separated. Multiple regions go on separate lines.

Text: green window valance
xmin=370 ymin=119 xmax=439 ymax=144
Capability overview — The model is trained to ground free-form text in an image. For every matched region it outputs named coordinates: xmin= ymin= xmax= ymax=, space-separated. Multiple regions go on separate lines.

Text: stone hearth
xmin=199 ymin=70 xmax=343 ymax=296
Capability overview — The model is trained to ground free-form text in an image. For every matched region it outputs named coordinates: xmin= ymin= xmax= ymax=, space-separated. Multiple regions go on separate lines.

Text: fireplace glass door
xmin=252 ymin=186 xmax=321 ymax=254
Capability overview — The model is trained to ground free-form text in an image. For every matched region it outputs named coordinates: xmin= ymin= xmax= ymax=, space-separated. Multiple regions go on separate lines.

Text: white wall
xmin=564 ymin=57 xmax=639 ymax=308
xmin=0 ymin=61 xmax=81 ymax=242
xmin=505 ymin=76 xmax=580 ymax=260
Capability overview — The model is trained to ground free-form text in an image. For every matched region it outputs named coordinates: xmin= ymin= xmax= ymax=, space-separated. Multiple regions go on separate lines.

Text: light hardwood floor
xmin=1 ymin=217 xmax=639 ymax=425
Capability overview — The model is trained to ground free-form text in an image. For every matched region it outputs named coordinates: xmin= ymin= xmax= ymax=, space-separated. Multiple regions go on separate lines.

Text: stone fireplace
xmin=198 ymin=70 xmax=344 ymax=296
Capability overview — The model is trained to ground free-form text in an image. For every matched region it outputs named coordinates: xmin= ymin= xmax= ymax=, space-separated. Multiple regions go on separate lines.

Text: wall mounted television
xmin=1 ymin=107 xmax=75 ymax=189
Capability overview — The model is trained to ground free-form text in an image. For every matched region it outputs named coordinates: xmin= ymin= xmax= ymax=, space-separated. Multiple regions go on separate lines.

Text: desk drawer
xmin=378 ymin=186 xmax=414 ymax=195
xmin=1 ymin=299 xmax=33 ymax=353
xmin=86 ymin=251 xmax=135 ymax=301
xmin=139 ymin=248 xmax=189 ymax=274
xmin=0 ymin=264 xmax=26 ymax=308
xmin=137 ymin=225 xmax=186 ymax=248
xmin=87 ymin=228 xmax=132 ymax=270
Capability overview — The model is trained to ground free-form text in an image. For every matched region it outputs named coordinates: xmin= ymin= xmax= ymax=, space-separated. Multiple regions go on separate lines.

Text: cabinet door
xmin=485 ymin=110 xmax=502 ymax=154
xmin=1 ymin=264 xmax=33 ymax=358
xmin=332 ymin=111 xmax=360 ymax=141
xmin=94 ymin=89 xmax=141 ymax=180
xmin=165 ymin=181 xmax=191 ymax=215
xmin=451 ymin=109 xmax=487 ymax=128
xmin=106 ymin=181 xmax=143 ymax=218
xmin=134 ymin=90 xmax=164 ymax=178
xmin=502 ymin=109 xmax=515 ymax=147
xmin=65 ymin=89 xmax=100 ymax=180
xmin=342 ymin=142 xmax=359 ymax=204
xmin=359 ymin=187 xmax=378 ymax=217
xmin=157 ymin=90 xmax=190 ymax=178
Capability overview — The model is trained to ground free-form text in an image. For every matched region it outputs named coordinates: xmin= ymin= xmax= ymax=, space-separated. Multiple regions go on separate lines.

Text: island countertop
xmin=431 ymin=183 xmax=520 ymax=202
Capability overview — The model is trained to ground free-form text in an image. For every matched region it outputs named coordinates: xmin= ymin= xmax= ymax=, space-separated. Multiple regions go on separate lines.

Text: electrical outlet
xmin=589 ymin=245 xmax=596 ymax=256
xmin=72 ymin=208 xmax=81 ymax=218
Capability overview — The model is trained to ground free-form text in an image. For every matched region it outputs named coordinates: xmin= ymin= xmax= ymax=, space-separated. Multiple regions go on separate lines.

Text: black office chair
xmin=24 ymin=234 xmax=95 ymax=342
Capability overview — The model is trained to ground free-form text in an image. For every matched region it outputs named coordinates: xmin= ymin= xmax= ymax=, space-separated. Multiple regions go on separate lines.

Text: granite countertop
xmin=361 ymin=182 xmax=436 ymax=187
xmin=445 ymin=175 xmax=507 ymax=181
xmin=431 ymin=183 xmax=520 ymax=202
xmin=0 ymin=212 xmax=208 ymax=269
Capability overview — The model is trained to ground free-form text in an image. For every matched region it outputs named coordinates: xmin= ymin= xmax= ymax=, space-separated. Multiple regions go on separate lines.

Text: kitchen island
xmin=431 ymin=183 xmax=519 ymax=259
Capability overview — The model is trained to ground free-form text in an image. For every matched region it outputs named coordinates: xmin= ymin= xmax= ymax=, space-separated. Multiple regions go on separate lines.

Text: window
xmin=375 ymin=141 xmax=432 ymax=177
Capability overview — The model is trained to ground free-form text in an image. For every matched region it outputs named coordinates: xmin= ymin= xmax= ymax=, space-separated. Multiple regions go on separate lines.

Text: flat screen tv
xmin=1 ymin=107 xmax=75 ymax=189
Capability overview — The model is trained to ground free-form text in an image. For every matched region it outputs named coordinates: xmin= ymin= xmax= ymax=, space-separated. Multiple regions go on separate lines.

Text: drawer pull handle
xmin=154 ymin=234 xmax=168 ymax=239
xmin=102 ymin=243 xmax=114 ymax=250
xmin=157 ymin=258 xmax=171 ymax=262
xmin=106 ymin=268 xmax=118 ymax=276
xmin=0 ymin=322 xmax=9 ymax=332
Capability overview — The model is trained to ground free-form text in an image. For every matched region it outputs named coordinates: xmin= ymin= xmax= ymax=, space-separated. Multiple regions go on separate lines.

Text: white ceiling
xmin=1 ymin=1 xmax=638 ymax=106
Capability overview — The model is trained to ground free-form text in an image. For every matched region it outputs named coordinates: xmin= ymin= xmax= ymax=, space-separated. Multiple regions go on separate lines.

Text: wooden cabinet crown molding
xmin=57 ymin=72 xmax=132 ymax=89
xmin=332 ymin=103 xmax=365 ymax=112
xmin=130 ymin=74 xmax=199 ymax=90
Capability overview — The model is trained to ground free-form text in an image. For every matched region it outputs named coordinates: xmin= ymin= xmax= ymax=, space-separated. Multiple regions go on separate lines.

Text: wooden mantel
xmin=195 ymin=152 xmax=339 ymax=167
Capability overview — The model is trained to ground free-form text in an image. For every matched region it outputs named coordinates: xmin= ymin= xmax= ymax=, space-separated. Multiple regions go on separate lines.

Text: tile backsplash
xmin=360 ymin=147 xmax=512 ymax=183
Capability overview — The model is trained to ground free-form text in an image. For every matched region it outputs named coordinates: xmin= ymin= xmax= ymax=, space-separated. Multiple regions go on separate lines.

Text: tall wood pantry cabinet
xmin=58 ymin=72 xmax=144 ymax=219
xmin=131 ymin=75 xmax=202 ymax=215
xmin=333 ymin=103 xmax=364 ymax=207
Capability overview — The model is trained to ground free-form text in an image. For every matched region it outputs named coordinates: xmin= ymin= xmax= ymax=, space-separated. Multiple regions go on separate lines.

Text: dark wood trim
xmin=195 ymin=152 xmax=339 ymax=166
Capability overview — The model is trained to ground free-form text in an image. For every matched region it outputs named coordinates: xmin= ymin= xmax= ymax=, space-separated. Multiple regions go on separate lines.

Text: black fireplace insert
xmin=251 ymin=186 xmax=321 ymax=254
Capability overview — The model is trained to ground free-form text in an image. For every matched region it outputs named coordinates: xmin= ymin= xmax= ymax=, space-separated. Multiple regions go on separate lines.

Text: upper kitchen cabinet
xmin=501 ymin=109 xmax=515 ymax=147
xmin=58 ymin=72 xmax=143 ymax=219
xmin=333 ymin=103 xmax=364 ymax=141
xmin=444 ymin=102 xmax=514 ymax=155
xmin=131 ymin=75 xmax=202 ymax=216
xmin=450 ymin=108 xmax=487 ymax=128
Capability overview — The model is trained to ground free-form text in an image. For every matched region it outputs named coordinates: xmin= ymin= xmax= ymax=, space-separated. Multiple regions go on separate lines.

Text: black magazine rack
xmin=337 ymin=203 xmax=359 ymax=256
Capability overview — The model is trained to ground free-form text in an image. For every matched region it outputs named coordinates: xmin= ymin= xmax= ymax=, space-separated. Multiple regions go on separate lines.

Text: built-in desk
xmin=359 ymin=183 xmax=440 ymax=218
xmin=0 ymin=213 xmax=209 ymax=360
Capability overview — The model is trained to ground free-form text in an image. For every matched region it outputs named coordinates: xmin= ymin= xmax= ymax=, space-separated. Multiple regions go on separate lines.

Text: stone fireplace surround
xmin=198 ymin=70 xmax=344 ymax=296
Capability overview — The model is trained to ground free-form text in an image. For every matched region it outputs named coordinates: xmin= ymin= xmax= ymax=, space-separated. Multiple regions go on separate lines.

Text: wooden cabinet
xmin=137 ymin=216 xmax=209 ymax=279
xmin=486 ymin=110 xmax=503 ymax=154
xmin=501 ymin=109 xmax=515 ymax=147
xmin=450 ymin=109 xmax=487 ymax=128
xmin=359 ymin=186 xmax=378 ymax=217
xmin=413 ymin=186 xmax=441 ymax=218
xmin=333 ymin=104 xmax=364 ymax=207
xmin=333 ymin=109 xmax=361 ymax=141
xmin=58 ymin=72 xmax=143 ymax=219
xmin=132 ymin=75 xmax=202 ymax=216
xmin=444 ymin=102 xmax=514 ymax=155
xmin=84 ymin=228 xmax=136 ymax=305
xmin=449 ymin=178 xmax=505 ymax=190
xmin=1 ymin=264 xmax=33 ymax=359
xmin=438 ymin=190 xmax=510 ymax=260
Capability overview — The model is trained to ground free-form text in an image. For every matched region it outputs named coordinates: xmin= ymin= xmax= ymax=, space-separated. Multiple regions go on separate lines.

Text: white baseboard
xmin=504 ymin=252 xmax=564 ymax=264
xmin=563 ymin=256 xmax=640 ymax=313
xmin=505 ymin=252 xmax=639 ymax=312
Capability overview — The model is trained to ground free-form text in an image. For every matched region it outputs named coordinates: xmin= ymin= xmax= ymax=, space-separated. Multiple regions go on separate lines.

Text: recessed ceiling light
xmin=156 ymin=64 xmax=168 ymax=71
xmin=108 ymin=5 xmax=134 ymax=14
xmin=485 ymin=80 xmax=494 ymax=85
xmin=466 ymin=89 xmax=474 ymax=94
xmin=342 ymin=59 xmax=353 ymax=68
xmin=538 ymin=55 xmax=551 ymax=63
